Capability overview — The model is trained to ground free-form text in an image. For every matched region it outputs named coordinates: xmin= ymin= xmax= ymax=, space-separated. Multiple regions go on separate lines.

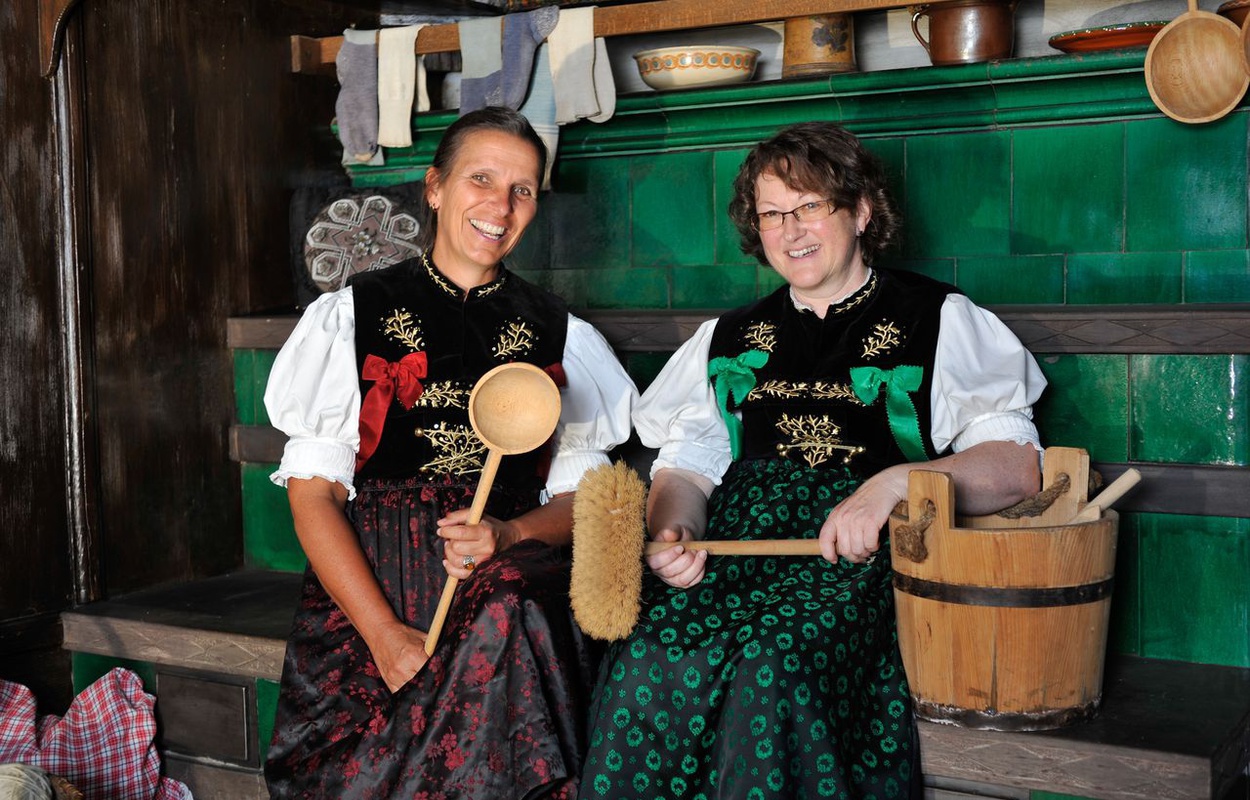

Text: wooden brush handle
xmin=424 ymin=450 xmax=502 ymax=656
xmin=644 ymin=539 xmax=823 ymax=556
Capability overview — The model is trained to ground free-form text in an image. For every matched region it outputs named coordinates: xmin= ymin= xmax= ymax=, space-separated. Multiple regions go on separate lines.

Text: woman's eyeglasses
xmin=753 ymin=200 xmax=839 ymax=232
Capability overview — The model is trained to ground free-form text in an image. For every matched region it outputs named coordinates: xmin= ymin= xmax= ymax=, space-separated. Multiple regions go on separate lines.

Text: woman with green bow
xmin=579 ymin=122 xmax=1046 ymax=799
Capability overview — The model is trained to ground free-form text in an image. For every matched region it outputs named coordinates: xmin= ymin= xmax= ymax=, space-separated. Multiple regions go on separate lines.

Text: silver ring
xmin=462 ymin=555 xmax=475 ymax=571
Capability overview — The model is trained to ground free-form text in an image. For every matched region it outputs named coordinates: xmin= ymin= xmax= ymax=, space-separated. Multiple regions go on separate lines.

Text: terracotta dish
xmin=1218 ymin=0 xmax=1250 ymax=27
xmin=1048 ymin=21 xmax=1168 ymax=53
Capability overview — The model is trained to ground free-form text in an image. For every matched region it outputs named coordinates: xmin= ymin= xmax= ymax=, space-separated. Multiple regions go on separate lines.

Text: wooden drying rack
xmin=290 ymin=0 xmax=950 ymax=74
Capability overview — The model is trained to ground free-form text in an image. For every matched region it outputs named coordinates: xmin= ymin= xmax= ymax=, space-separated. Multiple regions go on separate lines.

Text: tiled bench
xmin=62 ymin=571 xmax=1250 ymax=800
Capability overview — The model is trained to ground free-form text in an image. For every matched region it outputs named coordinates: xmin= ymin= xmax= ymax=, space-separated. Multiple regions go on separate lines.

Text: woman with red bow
xmin=263 ymin=107 xmax=636 ymax=799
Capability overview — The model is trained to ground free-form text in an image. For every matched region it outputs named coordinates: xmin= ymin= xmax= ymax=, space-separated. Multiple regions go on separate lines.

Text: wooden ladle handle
xmin=424 ymin=449 xmax=503 ymax=656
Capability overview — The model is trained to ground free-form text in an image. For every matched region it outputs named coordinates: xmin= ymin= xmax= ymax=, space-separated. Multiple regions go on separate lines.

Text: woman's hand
xmin=818 ymin=465 xmax=908 ymax=564
xmin=436 ymin=509 xmax=519 ymax=579
xmin=646 ymin=526 xmax=709 ymax=589
xmin=366 ymin=619 xmax=430 ymax=693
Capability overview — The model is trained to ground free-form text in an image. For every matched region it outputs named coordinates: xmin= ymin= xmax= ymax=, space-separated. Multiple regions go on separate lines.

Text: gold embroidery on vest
xmin=411 ymin=380 xmax=468 ymax=409
xmin=421 ymin=252 xmax=460 ymax=298
xmin=810 ymin=381 xmax=864 ymax=403
xmin=476 ymin=278 xmax=504 ymax=298
xmin=748 ymin=379 xmax=805 ymax=401
xmin=743 ymin=321 xmax=777 ymax=353
xmin=829 ymin=270 xmax=878 ymax=317
xmin=493 ymin=319 xmax=535 ymax=359
xmin=774 ymin=413 xmax=865 ymax=468
xmin=414 ymin=422 xmax=485 ymax=475
xmin=746 ymin=379 xmax=864 ymax=405
xmin=862 ymin=320 xmax=901 ymax=359
xmin=382 ymin=308 xmax=424 ymax=351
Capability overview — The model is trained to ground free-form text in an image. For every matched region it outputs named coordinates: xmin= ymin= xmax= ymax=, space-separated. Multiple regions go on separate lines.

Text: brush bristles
xmin=571 ymin=461 xmax=648 ymax=641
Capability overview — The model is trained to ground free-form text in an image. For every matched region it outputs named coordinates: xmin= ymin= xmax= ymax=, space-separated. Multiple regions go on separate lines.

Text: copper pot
xmin=911 ymin=0 xmax=1017 ymax=66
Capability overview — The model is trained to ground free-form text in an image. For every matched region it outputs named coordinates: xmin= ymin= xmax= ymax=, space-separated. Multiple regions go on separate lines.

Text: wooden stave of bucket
xmin=888 ymin=454 xmax=1118 ymax=731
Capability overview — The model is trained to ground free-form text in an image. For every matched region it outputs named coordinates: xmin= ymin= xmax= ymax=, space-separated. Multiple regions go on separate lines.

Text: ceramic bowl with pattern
xmin=633 ymin=45 xmax=760 ymax=91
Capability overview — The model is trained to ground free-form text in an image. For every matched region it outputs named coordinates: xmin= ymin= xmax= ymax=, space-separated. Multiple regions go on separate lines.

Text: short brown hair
xmin=727 ymin=122 xmax=900 ymax=266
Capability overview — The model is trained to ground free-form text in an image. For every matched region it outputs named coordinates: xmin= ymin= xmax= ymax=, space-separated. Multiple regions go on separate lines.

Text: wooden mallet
xmin=423 ymin=362 xmax=561 ymax=656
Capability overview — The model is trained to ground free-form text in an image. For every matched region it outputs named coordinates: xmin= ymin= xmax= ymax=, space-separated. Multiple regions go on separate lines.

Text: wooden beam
xmin=290 ymin=0 xmax=940 ymax=74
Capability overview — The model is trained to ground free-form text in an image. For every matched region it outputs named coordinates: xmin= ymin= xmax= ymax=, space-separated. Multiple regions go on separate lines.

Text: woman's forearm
xmin=288 ymin=477 xmax=409 ymax=642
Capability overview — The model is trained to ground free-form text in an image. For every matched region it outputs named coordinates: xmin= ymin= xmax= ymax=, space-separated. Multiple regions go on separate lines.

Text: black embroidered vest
xmin=350 ymin=256 xmax=568 ymax=493
xmin=707 ymin=268 xmax=956 ymax=481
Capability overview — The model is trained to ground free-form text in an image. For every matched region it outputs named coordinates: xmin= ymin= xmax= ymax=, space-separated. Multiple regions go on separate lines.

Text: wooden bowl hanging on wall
xmin=1144 ymin=0 xmax=1248 ymax=124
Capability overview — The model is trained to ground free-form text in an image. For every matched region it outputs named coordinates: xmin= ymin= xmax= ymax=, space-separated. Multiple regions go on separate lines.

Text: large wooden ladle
xmin=1144 ymin=0 xmax=1248 ymax=124
xmin=423 ymin=362 xmax=561 ymax=656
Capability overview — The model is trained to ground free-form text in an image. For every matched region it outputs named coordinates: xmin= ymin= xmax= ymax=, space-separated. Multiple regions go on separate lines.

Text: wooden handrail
xmin=291 ymin=0 xmax=943 ymax=74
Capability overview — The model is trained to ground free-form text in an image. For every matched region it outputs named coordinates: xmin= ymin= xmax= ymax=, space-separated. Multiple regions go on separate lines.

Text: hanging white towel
xmin=548 ymin=8 xmax=616 ymax=125
xmin=377 ymin=24 xmax=429 ymax=148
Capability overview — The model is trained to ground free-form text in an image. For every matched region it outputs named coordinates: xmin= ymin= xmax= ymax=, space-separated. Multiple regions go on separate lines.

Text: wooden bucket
xmin=888 ymin=447 xmax=1117 ymax=731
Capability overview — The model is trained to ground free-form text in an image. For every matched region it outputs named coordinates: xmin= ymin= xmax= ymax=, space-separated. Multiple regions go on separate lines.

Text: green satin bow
xmin=708 ymin=350 xmax=769 ymax=459
xmin=849 ymin=364 xmax=929 ymax=463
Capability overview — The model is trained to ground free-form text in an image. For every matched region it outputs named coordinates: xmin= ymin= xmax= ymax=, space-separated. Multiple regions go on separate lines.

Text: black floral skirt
xmin=266 ymin=476 xmax=598 ymax=799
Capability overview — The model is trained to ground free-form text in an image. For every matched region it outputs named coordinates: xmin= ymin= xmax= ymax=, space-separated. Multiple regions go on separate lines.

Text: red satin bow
xmin=543 ymin=362 xmax=567 ymax=388
xmin=356 ymin=352 xmax=428 ymax=471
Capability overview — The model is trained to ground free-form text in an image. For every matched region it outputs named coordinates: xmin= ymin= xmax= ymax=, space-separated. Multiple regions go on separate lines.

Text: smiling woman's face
xmin=426 ymin=129 xmax=541 ymax=285
xmin=754 ymin=170 xmax=871 ymax=314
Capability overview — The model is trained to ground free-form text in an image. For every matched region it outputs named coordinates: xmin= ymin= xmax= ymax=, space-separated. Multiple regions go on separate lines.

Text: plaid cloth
xmin=0 ymin=668 xmax=191 ymax=800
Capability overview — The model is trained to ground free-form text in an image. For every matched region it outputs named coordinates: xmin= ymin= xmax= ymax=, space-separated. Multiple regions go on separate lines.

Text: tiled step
xmin=62 ymin=571 xmax=1250 ymax=800
xmin=61 ymin=571 xmax=301 ymax=800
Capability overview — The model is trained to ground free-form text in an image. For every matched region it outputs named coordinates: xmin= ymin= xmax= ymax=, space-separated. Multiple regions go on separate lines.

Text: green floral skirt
xmin=579 ymin=459 xmax=920 ymax=800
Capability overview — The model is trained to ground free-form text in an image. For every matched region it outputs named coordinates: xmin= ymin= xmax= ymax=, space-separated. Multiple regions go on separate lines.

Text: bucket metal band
xmin=892 ymin=573 xmax=1114 ymax=607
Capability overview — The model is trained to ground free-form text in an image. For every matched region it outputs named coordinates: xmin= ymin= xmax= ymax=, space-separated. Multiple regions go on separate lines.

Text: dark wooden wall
xmin=0 ymin=0 xmax=369 ymax=711
xmin=0 ymin=0 xmax=75 ymax=711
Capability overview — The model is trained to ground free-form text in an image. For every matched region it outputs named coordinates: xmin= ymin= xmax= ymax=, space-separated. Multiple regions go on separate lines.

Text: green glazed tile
xmin=627 ymin=352 xmax=677 ymax=394
xmin=861 ymin=137 xmax=906 ymax=219
xmin=242 ymin=463 xmax=305 ymax=573
xmin=1186 ymin=249 xmax=1250 ymax=303
xmin=1067 ymin=252 xmax=1182 ymax=304
xmin=505 ymin=201 xmax=551 ymax=272
xmin=256 ymin=678 xmax=281 ymax=755
xmin=515 ymin=267 xmax=588 ymax=304
xmin=1106 ymin=512 xmax=1140 ymax=658
xmin=713 ymin=149 xmax=754 ymax=267
xmin=1138 ymin=513 xmax=1250 ymax=667
xmin=955 ymin=255 xmax=1065 ymax=305
xmin=234 ymin=350 xmax=257 ymax=425
xmin=1130 ymin=355 xmax=1250 ymax=465
xmin=631 ymin=152 xmax=715 ymax=268
xmin=253 ymin=350 xmax=276 ymax=428
xmin=892 ymin=259 xmax=955 ymax=285
xmin=903 ymin=131 xmax=1010 ymax=257
xmin=549 ymin=157 xmax=631 ymax=271
xmin=757 ymin=266 xmax=788 ymax=297
xmin=1033 ymin=355 xmax=1130 ymax=462
xmin=234 ymin=350 xmax=277 ymax=427
xmin=1032 ymin=792 xmax=1096 ymax=800
xmin=584 ymin=267 xmax=669 ymax=310
xmin=671 ymin=264 xmax=756 ymax=309
xmin=1012 ymin=124 xmax=1124 ymax=255
xmin=1126 ymin=114 xmax=1248 ymax=252
xmin=71 ymin=653 xmax=157 ymax=694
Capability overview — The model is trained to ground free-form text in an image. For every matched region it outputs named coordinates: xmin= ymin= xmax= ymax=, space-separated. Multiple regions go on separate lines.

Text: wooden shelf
xmin=290 ymin=0 xmax=948 ymax=74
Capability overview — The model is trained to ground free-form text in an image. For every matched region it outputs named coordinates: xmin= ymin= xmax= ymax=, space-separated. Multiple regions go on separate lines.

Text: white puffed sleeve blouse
xmin=634 ymin=282 xmax=1047 ymax=487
